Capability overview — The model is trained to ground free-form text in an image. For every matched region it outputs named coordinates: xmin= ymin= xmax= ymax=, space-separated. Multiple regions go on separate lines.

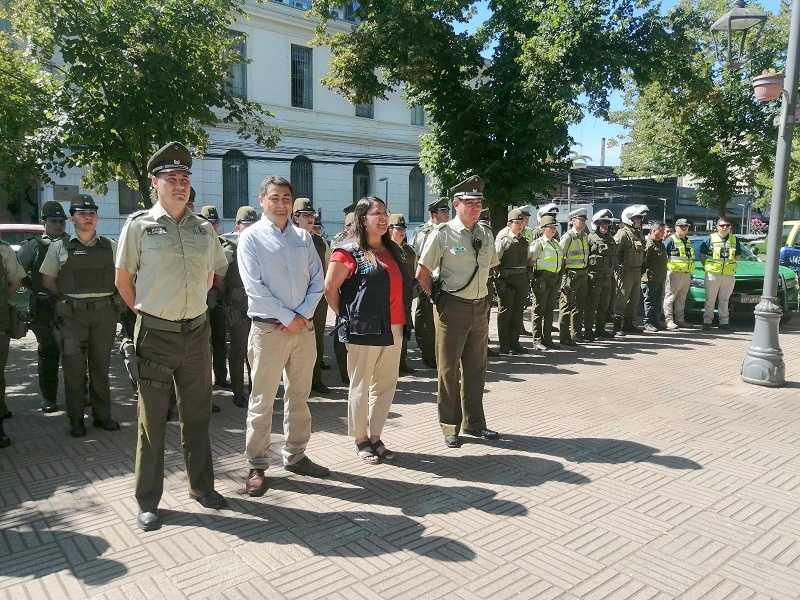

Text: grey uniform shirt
xmin=115 ymin=203 xmax=227 ymax=321
xmin=418 ymin=216 xmax=499 ymax=300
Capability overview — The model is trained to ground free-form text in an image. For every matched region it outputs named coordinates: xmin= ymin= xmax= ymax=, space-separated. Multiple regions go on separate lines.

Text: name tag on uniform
xmin=146 ymin=227 xmax=168 ymax=236
xmin=451 ymin=247 xmax=468 ymax=254
xmin=71 ymin=250 xmax=88 ymax=256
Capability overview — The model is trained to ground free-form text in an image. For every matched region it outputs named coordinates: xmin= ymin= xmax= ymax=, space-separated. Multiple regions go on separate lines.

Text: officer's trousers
xmin=496 ymin=273 xmax=528 ymax=350
xmin=704 ymin=273 xmax=736 ymax=325
xmin=134 ymin=318 xmax=214 ymax=511
xmin=0 ymin=313 xmax=9 ymax=417
xmin=531 ymin=271 xmax=559 ymax=345
xmin=664 ymin=271 xmax=691 ymax=324
xmin=58 ymin=302 xmax=117 ymax=422
xmin=615 ymin=268 xmax=643 ymax=322
xmin=414 ymin=293 xmax=436 ymax=362
xmin=226 ymin=309 xmax=251 ymax=398
xmin=209 ymin=305 xmax=228 ymax=384
xmin=641 ymin=281 xmax=665 ymax=327
xmin=30 ymin=296 xmax=60 ymax=403
xmin=434 ymin=294 xmax=489 ymax=436
xmin=312 ymin=295 xmax=328 ymax=386
xmin=558 ymin=269 xmax=588 ymax=341
xmin=584 ymin=271 xmax=614 ymax=334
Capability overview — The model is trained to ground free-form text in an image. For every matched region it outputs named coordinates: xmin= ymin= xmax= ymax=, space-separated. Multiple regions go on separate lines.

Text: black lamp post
xmin=709 ymin=0 xmax=767 ymax=70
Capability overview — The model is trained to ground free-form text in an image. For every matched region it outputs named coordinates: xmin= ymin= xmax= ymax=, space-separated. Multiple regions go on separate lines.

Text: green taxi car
xmin=685 ymin=236 xmax=799 ymax=323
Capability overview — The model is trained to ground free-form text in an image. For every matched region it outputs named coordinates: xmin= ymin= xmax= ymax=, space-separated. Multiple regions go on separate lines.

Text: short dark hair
xmin=259 ymin=175 xmax=292 ymax=198
xmin=717 ymin=217 xmax=731 ymax=225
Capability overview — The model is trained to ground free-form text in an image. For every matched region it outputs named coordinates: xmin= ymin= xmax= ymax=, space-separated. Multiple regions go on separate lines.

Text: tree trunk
xmin=137 ymin=173 xmax=153 ymax=209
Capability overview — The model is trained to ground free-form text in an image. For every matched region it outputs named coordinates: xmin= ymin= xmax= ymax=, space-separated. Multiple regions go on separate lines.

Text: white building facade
xmin=8 ymin=0 xmax=434 ymax=237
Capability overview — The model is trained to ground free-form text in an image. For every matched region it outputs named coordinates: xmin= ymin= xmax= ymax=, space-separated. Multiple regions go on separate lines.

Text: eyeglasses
xmin=295 ymin=211 xmax=315 ymax=218
xmin=718 ymin=224 xmax=731 ymax=228
xmin=389 ymin=225 xmax=406 ymax=230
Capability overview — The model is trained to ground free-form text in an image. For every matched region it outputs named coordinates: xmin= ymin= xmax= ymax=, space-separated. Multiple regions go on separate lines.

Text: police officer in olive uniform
xmin=292 ymin=197 xmax=332 ymax=394
xmin=223 ymin=206 xmax=258 ymax=408
xmin=199 ymin=205 xmax=230 ymax=391
xmin=531 ymin=203 xmax=561 ymax=241
xmin=331 ymin=205 xmax=356 ymax=248
xmin=331 ymin=207 xmax=355 ymax=384
xmin=39 ymin=195 xmax=122 ymax=437
xmin=641 ymin=222 xmax=668 ymax=333
xmin=0 ymin=240 xmax=25 ymax=447
xmin=17 ymin=201 xmax=69 ymax=412
xmin=417 ymin=176 xmax=500 ymax=449
xmin=584 ymin=209 xmax=618 ymax=340
xmin=528 ymin=215 xmax=562 ymax=350
xmin=558 ymin=208 xmax=590 ymax=346
xmin=409 ymin=197 xmax=450 ymax=369
xmin=115 ymin=142 xmax=229 ymax=531
xmin=494 ymin=209 xmax=530 ymax=354
xmin=614 ymin=204 xmax=649 ymax=335
xmin=388 ymin=213 xmax=419 ymax=373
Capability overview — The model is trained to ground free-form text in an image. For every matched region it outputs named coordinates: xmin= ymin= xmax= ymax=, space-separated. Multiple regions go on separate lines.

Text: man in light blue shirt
xmin=238 ymin=175 xmax=328 ymax=497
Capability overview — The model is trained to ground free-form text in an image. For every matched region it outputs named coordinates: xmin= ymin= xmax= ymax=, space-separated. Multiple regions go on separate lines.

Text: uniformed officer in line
xmin=494 ymin=209 xmax=530 ymax=354
xmin=17 ymin=200 xmax=69 ymax=413
xmin=558 ymin=208 xmax=590 ymax=346
xmin=199 ymin=205 xmax=230 ymax=392
xmin=40 ymin=195 xmax=122 ymax=437
xmin=0 ymin=239 xmax=25 ymax=447
xmin=663 ymin=218 xmax=695 ymax=329
xmin=528 ymin=215 xmax=562 ymax=350
xmin=186 ymin=186 xmax=196 ymax=213
xmin=641 ymin=221 xmax=668 ymax=333
xmin=292 ymin=197 xmax=332 ymax=393
xmin=222 ymin=206 xmax=258 ymax=408
xmin=613 ymin=204 xmax=649 ymax=336
xmin=417 ymin=176 xmax=500 ymax=449
xmin=699 ymin=217 xmax=745 ymax=331
xmin=331 ymin=207 xmax=355 ymax=384
xmin=531 ymin=203 xmax=560 ymax=241
xmin=409 ymin=197 xmax=450 ymax=369
xmin=313 ymin=214 xmax=331 ymax=370
xmin=388 ymin=213 xmax=420 ymax=374
xmin=115 ymin=142 xmax=229 ymax=532
xmin=583 ymin=209 xmax=618 ymax=340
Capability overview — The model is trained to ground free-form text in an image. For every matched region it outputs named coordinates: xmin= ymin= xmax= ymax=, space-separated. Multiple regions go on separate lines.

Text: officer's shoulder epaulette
xmin=127 ymin=209 xmax=148 ymax=221
xmin=434 ymin=222 xmax=447 ymax=230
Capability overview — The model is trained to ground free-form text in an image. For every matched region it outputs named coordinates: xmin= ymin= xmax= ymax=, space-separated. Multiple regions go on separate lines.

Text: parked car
xmin=0 ymin=223 xmax=44 ymax=252
xmin=686 ymin=236 xmax=799 ymax=323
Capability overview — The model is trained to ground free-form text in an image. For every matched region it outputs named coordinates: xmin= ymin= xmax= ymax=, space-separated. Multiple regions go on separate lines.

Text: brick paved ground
xmin=1 ymin=310 xmax=800 ymax=599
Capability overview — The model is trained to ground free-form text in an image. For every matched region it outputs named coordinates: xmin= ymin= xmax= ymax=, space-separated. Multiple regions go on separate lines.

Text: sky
xmin=455 ymin=0 xmax=784 ymax=167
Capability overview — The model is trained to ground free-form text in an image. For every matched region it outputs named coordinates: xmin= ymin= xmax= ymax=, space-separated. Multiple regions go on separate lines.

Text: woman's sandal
xmin=370 ymin=439 xmax=396 ymax=462
xmin=356 ymin=440 xmax=380 ymax=464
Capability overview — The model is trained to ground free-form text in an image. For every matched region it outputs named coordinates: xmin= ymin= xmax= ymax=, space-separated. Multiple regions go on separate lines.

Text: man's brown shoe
xmin=245 ymin=468 xmax=268 ymax=497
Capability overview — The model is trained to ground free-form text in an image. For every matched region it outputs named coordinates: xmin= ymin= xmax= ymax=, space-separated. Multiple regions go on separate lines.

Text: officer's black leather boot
xmin=613 ymin=316 xmax=626 ymax=338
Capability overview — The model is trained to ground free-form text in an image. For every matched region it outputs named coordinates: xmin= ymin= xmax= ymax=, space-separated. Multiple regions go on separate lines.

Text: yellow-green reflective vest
xmin=563 ymin=231 xmax=588 ymax=269
xmin=704 ymin=233 xmax=738 ymax=275
xmin=535 ymin=238 xmax=562 ymax=272
xmin=666 ymin=234 xmax=695 ymax=273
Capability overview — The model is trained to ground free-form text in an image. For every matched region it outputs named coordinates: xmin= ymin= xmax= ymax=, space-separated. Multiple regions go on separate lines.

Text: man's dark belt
xmin=499 ymin=266 xmax=527 ymax=272
xmin=140 ymin=311 xmax=206 ymax=333
xmin=66 ymin=295 xmax=114 ymax=311
xmin=442 ymin=292 xmax=487 ymax=305
xmin=252 ymin=316 xmax=281 ymax=324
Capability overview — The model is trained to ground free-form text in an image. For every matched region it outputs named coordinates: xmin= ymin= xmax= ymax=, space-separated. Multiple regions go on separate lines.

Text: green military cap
xmin=70 ymin=194 xmax=98 ymax=214
xmin=451 ymin=175 xmax=484 ymax=200
xmin=236 ymin=206 xmax=258 ymax=223
xmin=388 ymin=214 xmax=407 ymax=228
xmin=199 ymin=205 xmax=220 ymax=221
xmin=345 ymin=212 xmax=356 ymax=227
xmin=538 ymin=215 xmax=557 ymax=227
xmin=189 ymin=187 xmax=196 ymax=201
xmin=518 ymin=205 xmax=532 ymax=217
xmin=428 ymin=197 xmax=450 ymax=212
xmin=293 ymin=198 xmax=314 ymax=213
xmin=342 ymin=203 xmax=356 ymax=215
xmin=507 ymin=209 xmax=524 ymax=222
xmin=313 ymin=214 xmax=322 ymax=226
xmin=41 ymin=200 xmax=67 ymax=220
xmin=479 ymin=208 xmax=491 ymax=221
xmin=569 ymin=207 xmax=588 ymax=220
xmin=148 ymin=142 xmax=192 ymax=175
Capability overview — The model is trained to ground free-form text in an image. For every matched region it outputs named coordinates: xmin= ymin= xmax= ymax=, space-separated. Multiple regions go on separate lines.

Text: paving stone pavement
xmin=2 ymin=311 xmax=800 ymax=599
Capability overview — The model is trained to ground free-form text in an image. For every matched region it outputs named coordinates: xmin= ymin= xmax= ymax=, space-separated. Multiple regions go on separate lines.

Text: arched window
xmin=290 ymin=156 xmax=313 ymax=200
xmin=222 ymin=150 xmax=248 ymax=219
xmin=409 ymin=167 xmax=425 ymax=222
xmin=353 ymin=161 xmax=370 ymax=204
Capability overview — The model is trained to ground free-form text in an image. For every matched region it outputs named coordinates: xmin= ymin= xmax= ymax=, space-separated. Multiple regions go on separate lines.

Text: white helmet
xmin=537 ymin=202 xmax=559 ymax=219
xmin=592 ymin=208 xmax=616 ymax=224
xmin=621 ymin=204 xmax=649 ymax=226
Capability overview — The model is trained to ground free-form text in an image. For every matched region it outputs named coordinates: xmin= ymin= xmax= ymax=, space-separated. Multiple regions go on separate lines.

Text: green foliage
xmin=310 ymin=0 xmax=684 ymax=209
xmin=610 ymin=0 xmax=785 ymax=216
xmin=2 ymin=0 xmax=279 ymax=204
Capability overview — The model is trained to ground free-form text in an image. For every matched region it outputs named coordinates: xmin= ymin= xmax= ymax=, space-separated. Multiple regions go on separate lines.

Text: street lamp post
xmin=378 ymin=177 xmax=389 ymax=204
xmin=740 ymin=1 xmax=800 ymax=386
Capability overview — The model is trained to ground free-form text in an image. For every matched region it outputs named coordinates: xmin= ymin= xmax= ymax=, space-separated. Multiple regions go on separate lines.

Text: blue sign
xmin=780 ymin=247 xmax=800 ymax=276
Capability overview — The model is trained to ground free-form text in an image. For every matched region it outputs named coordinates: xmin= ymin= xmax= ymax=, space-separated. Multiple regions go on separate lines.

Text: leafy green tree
xmin=2 ymin=0 xmax=280 ymax=205
xmin=609 ymin=0 xmax=786 ymax=216
xmin=310 ymin=0 xmax=683 ymax=222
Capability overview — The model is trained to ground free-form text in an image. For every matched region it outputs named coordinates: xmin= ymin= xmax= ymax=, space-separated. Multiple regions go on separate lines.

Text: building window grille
xmin=291 ymin=156 xmax=313 ymax=200
xmin=223 ymin=150 xmax=249 ymax=218
xmin=355 ymin=101 xmax=374 ymax=118
xmin=353 ymin=161 xmax=370 ymax=204
xmin=409 ymin=167 xmax=425 ymax=222
xmin=291 ymin=45 xmax=313 ymax=109
xmin=411 ymin=105 xmax=425 ymax=126
xmin=225 ymin=31 xmax=247 ymax=99
xmin=118 ymin=181 xmax=142 ymax=215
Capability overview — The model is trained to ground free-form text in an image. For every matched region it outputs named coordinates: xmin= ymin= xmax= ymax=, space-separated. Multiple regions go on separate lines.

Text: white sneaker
xmin=666 ymin=321 xmax=679 ymax=330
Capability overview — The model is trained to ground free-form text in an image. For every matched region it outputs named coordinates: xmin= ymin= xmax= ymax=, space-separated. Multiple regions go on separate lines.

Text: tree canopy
xmin=1 ymin=0 xmax=279 ymax=204
xmin=310 ymin=0 xmax=688 ymax=214
xmin=609 ymin=0 xmax=786 ymax=216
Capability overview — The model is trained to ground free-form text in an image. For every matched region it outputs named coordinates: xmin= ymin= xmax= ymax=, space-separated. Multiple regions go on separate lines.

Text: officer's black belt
xmin=66 ymin=295 xmax=114 ymax=310
xmin=252 ymin=316 xmax=281 ymax=325
xmin=499 ymin=266 xmax=527 ymax=271
xmin=442 ymin=292 xmax=487 ymax=305
xmin=140 ymin=312 xmax=206 ymax=333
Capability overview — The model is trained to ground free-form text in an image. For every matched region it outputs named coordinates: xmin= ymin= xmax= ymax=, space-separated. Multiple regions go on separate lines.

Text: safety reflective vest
xmin=563 ymin=231 xmax=588 ymax=269
xmin=704 ymin=233 xmax=738 ymax=275
xmin=666 ymin=234 xmax=695 ymax=273
xmin=534 ymin=238 xmax=562 ymax=272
